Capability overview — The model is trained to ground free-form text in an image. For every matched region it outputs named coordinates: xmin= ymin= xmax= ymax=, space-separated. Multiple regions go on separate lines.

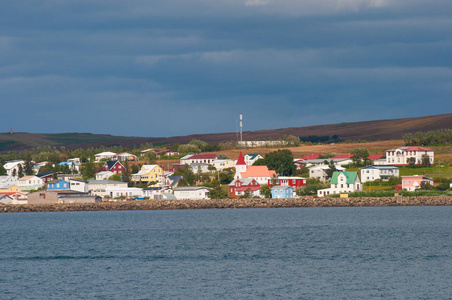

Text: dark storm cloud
xmin=0 ymin=0 xmax=451 ymax=136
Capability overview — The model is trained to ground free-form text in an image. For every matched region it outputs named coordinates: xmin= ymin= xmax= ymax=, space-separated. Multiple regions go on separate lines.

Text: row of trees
xmin=403 ymin=129 xmax=452 ymax=146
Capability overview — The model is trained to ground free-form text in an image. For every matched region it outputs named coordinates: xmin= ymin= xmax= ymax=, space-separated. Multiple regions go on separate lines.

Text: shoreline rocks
xmin=1 ymin=196 xmax=452 ymax=213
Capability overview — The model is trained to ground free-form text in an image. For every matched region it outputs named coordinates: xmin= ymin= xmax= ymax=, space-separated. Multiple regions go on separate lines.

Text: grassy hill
xmin=1 ymin=113 xmax=451 ymax=152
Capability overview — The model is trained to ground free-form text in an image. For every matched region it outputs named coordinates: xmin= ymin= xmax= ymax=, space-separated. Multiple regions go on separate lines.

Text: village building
xmin=309 ymin=164 xmax=346 ymax=182
xmin=269 ymin=176 xmax=306 ymax=189
xmin=243 ymin=154 xmax=264 ymax=166
xmin=131 ymin=165 xmax=164 ymax=184
xmin=317 ymin=171 xmax=362 ymax=197
xmin=385 ymin=146 xmax=434 ymax=165
xmin=36 ymin=172 xmax=54 ymax=184
xmin=0 ymin=194 xmax=14 ymax=204
xmin=17 ymin=175 xmax=45 ymax=191
xmin=360 ymin=165 xmax=399 ymax=183
xmin=0 ymin=185 xmax=21 ymax=195
xmin=96 ymin=171 xmax=115 ymax=180
xmin=229 ymin=178 xmax=261 ymax=198
xmin=401 ymin=176 xmax=434 ymax=191
xmin=87 ymin=180 xmax=128 ymax=197
xmin=95 ymin=152 xmax=117 ymax=162
xmin=105 ymin=187 xmax=143 ymax=199
xmin=180 ymin=154 xmax=218 ymax=165
xmin=4 ymin=160 xmax=25 ymax=178
xmin=271 ymin=186 xmax=294 ymax=199
xmin=173 ymin=187 xmax=211 ymax=200
xmin=46 ymin=179 xmax=70 ymax=191
xmin=28 ymin=190 xmax=101 ymax=204
xmin=101 ymin=160 xmax=124 ymax=174
xmin=234 ymin=152 xmax=277 ymax=185
xmin=0 ymin=175 xmax=17 ymax=186
xmin=113 ymin=152 xmax=138 ymax=162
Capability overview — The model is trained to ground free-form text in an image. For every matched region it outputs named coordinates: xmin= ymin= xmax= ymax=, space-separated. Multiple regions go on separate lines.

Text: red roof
xmin=236 ymin=152 xmax=246 ymax=165
xmin=300 ymin=154 xmax=319 ymax=160
xmin=368 ymin=154 xmax=384 ymax=160
xmin=188 ymin=154 xmax=217 ymax=159
xmin=405 ymin=146 xmax=433 ymax=151
xmin=331 ymin=154 xmax=353 ymax=159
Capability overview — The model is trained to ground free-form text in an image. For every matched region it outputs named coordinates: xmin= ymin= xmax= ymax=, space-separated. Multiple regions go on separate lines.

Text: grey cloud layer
xmin=0 ymin=0 xmax=450 ymax=136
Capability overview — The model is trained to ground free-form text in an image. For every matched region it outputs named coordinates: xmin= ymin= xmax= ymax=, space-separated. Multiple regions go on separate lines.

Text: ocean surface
xmin=1 ymin=207 xmax=451 ymax=299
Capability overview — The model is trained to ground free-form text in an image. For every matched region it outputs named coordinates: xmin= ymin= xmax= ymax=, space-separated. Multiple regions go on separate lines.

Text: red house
xmin=228 ymin=178 xmax=261 ymax=198
xmin=269 ymin=177 xmax=306 ymax=189
xmin=102 ymin=161 xmax=124 ymax=174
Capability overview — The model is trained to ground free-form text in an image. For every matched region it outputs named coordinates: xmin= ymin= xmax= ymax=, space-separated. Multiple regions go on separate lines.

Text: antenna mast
xmin=240 ymin=114 xmax=243 ymax=147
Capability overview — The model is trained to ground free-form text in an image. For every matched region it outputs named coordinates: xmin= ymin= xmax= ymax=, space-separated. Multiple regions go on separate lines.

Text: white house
xmin=317 ymin=171 xmax=362 ymax=197
xmin=87 ymin=180 xmax=128 ymax=197
xmin=96 ymin=171 xmax=115 ymax=180
xmin=113 ymin=152 xmax=138 ymax=162
xmin=309 ymin=164 xmax=346 ymax=182
xmin=69 ymin=179 xmax=88 ymax=193
xmin=189 ymin=163 xmax=211 ymax=174
xmin=95 ymin=152 xmax=117 ymax=162
xmin=173 ymin=187 xmax=211 ymax=200
xmin=234 ymin=152 xmax=277 ymax=185
xmin=360 ymin=165 xmax=399 ymax=183
xmin=244 ymin=154 xmax=264 ymax=166
xmin=105 ymin=187 xmax=143 ymax=198
xmin=0 ymin=176 xmax=17 ymax=186
xmin=385 ymin=146 xmax=434 ymax=165
xmin=4 ymin=160 xmax=25 ymax=177
xmin=211 ymin=159 xmax=235 ymax=171
xmin=180 ymin=154 xmax=217 ymax=165
xmin=17 ymin=176 xmax=44 ymax=191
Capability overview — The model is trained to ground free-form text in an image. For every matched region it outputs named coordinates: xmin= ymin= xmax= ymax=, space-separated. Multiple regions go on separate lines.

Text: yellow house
xmin=0 ymin=185 xmax=21 ymax=195
xmin=131 ymin=165 xmax=164 ymax=183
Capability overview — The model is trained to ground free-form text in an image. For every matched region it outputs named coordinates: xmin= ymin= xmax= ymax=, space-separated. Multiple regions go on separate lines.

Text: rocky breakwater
xmin=1 ymin=196 xmax=452 ymax=213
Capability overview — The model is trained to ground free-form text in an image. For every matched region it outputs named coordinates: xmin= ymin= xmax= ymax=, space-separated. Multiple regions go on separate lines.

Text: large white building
xmin=385 ymin=146 xmax=434 ymax=165
xmin=17 ymin=176 xmax=44 ymax=191
xmin=360 ymin=165 xmax=399 ymax=183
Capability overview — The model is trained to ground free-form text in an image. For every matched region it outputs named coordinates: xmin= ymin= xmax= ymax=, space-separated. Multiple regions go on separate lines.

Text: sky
xmin=1 ymin=0 xmax=451 ymax=137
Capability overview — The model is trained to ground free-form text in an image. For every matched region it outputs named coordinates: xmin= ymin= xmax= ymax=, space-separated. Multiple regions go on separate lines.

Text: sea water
xmin=1 ymin=207 xmax=451 ymax=299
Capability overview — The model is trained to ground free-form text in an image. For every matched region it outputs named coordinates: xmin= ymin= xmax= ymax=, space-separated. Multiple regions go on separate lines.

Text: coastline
xmin=1 ymin=196 xmax=452 ymax=213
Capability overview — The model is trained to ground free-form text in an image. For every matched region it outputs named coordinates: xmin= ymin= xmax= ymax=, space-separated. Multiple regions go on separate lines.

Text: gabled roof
xmin=244 ymin=153 xmax=262 ymax=160
xmin=271 ymin=185 xmax=293 ymax=190
xmin=105 ymin=160 xmax=122 ymax=170
xmin=362 ymin=165 xmax=398 ymax=170
xmin=330 ymin=171 xmax=359 ymax=184
xmin=47 ymin=179 xmax=68 ymax=184
xmin=236 ymin=152 xmax=246 ymax=165
xmin=18 ymin=175 xmax=39 ymax=181
xmin=229 ymin=178 xmax=259 ymax=186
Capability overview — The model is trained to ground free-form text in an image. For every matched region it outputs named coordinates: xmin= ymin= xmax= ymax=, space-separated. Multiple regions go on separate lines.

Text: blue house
xmin=46 ymin=179 xmax=70 ymax=191
xmin=271 ymin=185 xmax=294 ymax=199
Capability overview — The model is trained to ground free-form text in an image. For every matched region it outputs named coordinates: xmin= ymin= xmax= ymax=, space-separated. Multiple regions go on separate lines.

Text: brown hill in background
xmin=1 ymin=113 xmax=451 ymax=152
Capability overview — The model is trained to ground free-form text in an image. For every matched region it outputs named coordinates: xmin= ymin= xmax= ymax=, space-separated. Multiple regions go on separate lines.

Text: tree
xmin=145 ymin=152 xmax=157 ymax=164
xmin=407 ymin=157 xmax=416 ymax=166
xmin=297 ymin=178 xmax=328 ymax=196
xmin=421 ymin=154 xmax=431 ymax=167
xmin=81 ymin=160 xmax=96 ymax=180
xmin=351 ymin=148 xmax=369 ymax=166
xmin=217 ymin=153 xmax=228 ymax=160
xmin=122 ymin=161 xmax=132 ymax=184
xmin=264 ymin=149 xmax=295 ymax=176
xmin=18 ymin=164 xmax=24 ymax=178
xmin=178 ymin=144 xmax=201 ymax=154
xmin=109 ymin=174 xmax=122 ymax=181
xmin=259 ymin=184 xmax=272 ymax=198
xmin=0 ymin=164 xmax=7 ymax=176
xmin=283 ymin=135 xmax=300 ymax=147
xmin=208 ymin=179 xmax=226 ymax=199
xmin=324 ymin=160 xmax=337 ymax=180
xmin=252 ymin=159 xmax=266 ymax=166
xmin=24 ymin=160 xmax=34 ymax=176
xmin=173 ymin=164 xmax=195 ymax=186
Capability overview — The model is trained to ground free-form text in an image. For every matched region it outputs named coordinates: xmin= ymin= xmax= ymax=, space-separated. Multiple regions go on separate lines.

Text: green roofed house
xmin=317 ymin=171 xmax=362 ymax=197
